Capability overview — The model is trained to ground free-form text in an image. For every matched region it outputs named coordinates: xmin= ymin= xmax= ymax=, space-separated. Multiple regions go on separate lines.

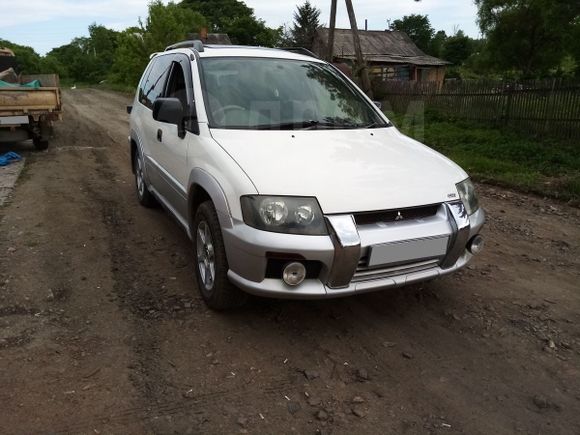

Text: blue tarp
xmin=0 ymin=152 xmax=22 ymax=166
xmin=0 ymin=80 xmax=41 ymax=89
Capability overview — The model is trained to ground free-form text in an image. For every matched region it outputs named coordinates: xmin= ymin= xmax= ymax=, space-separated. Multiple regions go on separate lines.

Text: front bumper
xmin=222 ymin=202 xmax=485 ymax=299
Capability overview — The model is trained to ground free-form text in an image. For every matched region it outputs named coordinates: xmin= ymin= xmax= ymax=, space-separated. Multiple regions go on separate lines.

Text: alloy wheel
xmin=136 ymin=155 xmax=145 ymax=198
xmin=196 ymin=221 xmax=216 ymax=291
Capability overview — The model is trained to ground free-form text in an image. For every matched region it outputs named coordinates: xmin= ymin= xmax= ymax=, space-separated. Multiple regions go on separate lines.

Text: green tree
xmin=109 ymin=27 xmax=147 ymax=87
xmin=180 ymin=0 xmax=252 ymax=32
xmin=475 ymin=0 xmax=580 ymax=77
xmin=442 ymin=30 xmax=473 ymax=65
xmin=224 ymin=15 xmax=282 ymax=46
xmin=42 ymin=23 xmax=119 ymax=83
xmin=429 ymin=30 xmax=447 ymax=58
xmin=86 ymin=24 xmax=119 ymax=82
xmin=180 ymin=0 xmax=282 ymax=46
xmin=110 ymin=1 xmax=205 ymax=86
xmin=0 ymin=39 xmax=42 ymax=74
xmin=44 ymin=40 xmax=87 ymax=81
xmin=564 ymin=16 xmax=580 ymax=76
xmin=389 ymin=14 xmax=434 ymax=54
xmin=288 ymin=1 xmax=321 ymax=50
xmin=39 ymin=55 xmax=66 ymax=78
xmin=43 ymin=25 xmax=119 ymax=84
xmin=141 ymin=1 xmax=205 ymax=52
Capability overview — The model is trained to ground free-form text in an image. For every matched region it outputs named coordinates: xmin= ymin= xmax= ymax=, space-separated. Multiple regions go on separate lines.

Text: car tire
xmin=193 ymin=201 xmax=247 ymax=310
xmin=133 ymin=150 xmax=157 ymax=208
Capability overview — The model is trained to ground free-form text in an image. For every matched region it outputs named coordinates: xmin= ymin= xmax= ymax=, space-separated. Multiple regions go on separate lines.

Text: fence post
xmin=544 ymin=78 xmax=557 ymax=134
xmin=504 ymin=84 xmax=513 ymax=127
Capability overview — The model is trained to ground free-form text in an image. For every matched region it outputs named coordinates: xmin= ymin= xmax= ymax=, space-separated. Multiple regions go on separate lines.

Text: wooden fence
xmin=374 ymin=78 xmax=580 ymax=141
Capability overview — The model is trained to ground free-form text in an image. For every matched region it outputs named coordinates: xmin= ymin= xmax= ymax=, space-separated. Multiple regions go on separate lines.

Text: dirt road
xmin=1 ymin=89 xmax=579 ymax=434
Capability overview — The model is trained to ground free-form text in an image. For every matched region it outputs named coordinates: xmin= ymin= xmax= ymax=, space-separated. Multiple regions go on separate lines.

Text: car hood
xmin=210 ymin=127 xmax=468 ymax=214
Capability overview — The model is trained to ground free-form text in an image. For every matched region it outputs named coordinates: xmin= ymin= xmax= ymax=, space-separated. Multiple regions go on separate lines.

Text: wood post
xmin=327 ymin=0 xmax=337 ymax=62
xmin=344 ymin=0 xmax=373 ymax=97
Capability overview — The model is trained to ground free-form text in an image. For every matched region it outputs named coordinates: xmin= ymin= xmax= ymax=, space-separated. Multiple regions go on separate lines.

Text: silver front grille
xmin=351 ymin=258 xmax=440 ymax=283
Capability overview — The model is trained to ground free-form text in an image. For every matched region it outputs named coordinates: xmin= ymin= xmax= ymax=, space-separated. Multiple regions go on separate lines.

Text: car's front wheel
xmin=193 ymin=201 xmax=247 ymax=310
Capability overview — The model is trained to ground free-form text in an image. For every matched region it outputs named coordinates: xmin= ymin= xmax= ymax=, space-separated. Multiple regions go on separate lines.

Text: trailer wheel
xmin=33 ymin=137 xmax=49 ymax=150
xmin=33 ymin=119 xmax=52 ymax=151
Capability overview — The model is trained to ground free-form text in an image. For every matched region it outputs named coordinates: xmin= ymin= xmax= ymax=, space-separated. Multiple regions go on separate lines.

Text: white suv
xmin=128 ymin=41 xmax=485 ymax=310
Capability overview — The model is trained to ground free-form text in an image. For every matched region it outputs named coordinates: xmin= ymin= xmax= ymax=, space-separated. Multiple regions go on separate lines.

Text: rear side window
xmin=139 ymin=55 xmax=173 ymax=109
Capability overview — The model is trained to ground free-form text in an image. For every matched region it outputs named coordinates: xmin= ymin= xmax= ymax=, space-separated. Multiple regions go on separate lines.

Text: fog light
xmin=282 ymin=262 xmax=306 ymax=286
xmin=468 ymin=235 xmax=484 ymax=255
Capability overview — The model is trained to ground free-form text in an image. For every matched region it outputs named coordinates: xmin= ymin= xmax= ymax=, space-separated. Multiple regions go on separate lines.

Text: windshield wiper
xmin=316 ymin=121 xmax=358 ymax=129
xmin=253 ymin=120 xmax=321 ymax=130
xmin=253 ymin=120 xmax=357 ymax=130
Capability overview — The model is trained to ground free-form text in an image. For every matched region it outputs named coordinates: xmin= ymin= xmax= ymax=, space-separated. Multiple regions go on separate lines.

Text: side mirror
xmin=153 ymin=98 xmax=185 ymax=137
xmin=373 ymin=101 xmax=383 ymax=110
xmin=153 ymin=97 xmax=183 ymax=124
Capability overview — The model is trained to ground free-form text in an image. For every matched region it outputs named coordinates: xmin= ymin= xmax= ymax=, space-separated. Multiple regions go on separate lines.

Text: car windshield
xmin=199 ymin=57 xmax=389 ymax=130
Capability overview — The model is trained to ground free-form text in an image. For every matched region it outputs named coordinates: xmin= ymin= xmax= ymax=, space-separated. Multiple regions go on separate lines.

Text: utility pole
xmin=327 ymin=0 xmax=337 ymax=62
xmin=344 ymin=0 xmax=373 ymax=97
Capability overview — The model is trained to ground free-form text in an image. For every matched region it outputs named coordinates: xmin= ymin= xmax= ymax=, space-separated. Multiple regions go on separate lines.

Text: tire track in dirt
xmin=0 ymin=91 xmax=146 ymax=433
xmin=58 ymin=90 xmax=176 ymax=432
xmin=51 ymin=373 xmax=299 ymax=433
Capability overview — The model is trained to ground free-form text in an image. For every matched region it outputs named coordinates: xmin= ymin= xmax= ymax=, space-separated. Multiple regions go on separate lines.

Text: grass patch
xmin=387 ymin=111 xmax=580 ymax=202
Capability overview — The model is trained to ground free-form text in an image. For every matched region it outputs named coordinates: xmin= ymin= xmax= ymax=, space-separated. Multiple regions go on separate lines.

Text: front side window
xmin=140 ymin=55 xmax=173 ymax=109
xmin=199 ymin=57 xmax=388 ymax=130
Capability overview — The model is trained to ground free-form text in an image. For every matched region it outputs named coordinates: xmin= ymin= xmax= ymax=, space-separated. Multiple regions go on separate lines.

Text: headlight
xmin=456 ymin=178 xmax=479 ymax=215
xmin=241 ymin=196 xmax=327 ymax=235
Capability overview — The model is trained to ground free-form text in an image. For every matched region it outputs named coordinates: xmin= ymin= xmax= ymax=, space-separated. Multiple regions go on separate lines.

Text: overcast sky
xmin=0 ymin=0 xmax=481 ymax=55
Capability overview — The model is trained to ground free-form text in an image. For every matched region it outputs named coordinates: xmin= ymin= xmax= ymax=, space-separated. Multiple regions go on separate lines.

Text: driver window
xmin=141 ymin=55 xmax=172 ymax=109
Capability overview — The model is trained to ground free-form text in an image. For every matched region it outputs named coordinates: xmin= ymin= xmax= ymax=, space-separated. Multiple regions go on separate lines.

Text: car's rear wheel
xmin=193 ymin=201 xmax=247 ymax=310
xmin=134 ymin=151 xmax=157 ymax=207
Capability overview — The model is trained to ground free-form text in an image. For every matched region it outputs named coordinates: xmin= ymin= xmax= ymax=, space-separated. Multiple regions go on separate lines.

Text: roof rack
xmin=278 ymin=47 xmax=319 ymax=59
xmin=165 ymin=40 xmax=204 ymax=52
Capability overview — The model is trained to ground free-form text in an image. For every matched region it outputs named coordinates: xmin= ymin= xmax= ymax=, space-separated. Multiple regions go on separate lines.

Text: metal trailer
xmin=0 ymin=74 xmax=62 ymax=150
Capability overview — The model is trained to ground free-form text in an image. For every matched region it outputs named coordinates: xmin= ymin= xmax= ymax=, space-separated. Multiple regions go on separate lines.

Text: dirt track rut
xmin=0 ymin=89 xmax=579 ymax=434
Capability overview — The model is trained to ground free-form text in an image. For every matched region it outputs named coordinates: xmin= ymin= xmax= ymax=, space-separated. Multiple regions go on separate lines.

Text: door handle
xmin=157 ymin=129 xmax=163 ymax=142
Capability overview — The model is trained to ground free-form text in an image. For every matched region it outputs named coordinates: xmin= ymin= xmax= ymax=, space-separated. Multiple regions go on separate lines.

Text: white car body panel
xmin=210 ymin=127 xmax=468 ymax=214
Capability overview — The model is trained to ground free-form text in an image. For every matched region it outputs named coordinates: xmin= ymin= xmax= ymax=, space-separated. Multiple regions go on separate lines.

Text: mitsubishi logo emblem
xmin=395 ymin=211 xmax=404 ymax=221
